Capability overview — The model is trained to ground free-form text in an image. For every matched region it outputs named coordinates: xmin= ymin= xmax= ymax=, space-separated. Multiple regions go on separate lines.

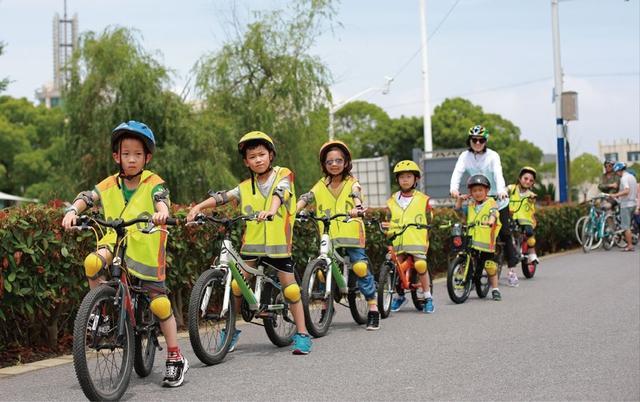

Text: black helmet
xmin=467 ymin=174 xmax=491 ymax=189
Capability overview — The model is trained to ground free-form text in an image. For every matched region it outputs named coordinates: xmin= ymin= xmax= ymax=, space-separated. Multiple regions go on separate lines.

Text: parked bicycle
xmin=296 ymin=211 xmax=372 ymax=337
xmin=581 ymin=195 xmax=616 ymax=252
xmin=71 ymin=214 xmax=178 ymax=401
xmin=368 ymin=218 xmax=432 ymax=318
xmin=187 ymin=213 xmax=297 ymax=365
xmin=441 ymin=221 xmax=502 ymax=304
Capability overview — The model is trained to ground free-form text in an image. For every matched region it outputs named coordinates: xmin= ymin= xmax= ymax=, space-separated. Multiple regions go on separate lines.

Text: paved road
xmin=1 ymin=249 xmax=639 ymax=401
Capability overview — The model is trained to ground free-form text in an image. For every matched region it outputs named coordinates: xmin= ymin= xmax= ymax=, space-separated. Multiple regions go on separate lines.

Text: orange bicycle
xmin=369 ymin=219 xmax=432 ymax=318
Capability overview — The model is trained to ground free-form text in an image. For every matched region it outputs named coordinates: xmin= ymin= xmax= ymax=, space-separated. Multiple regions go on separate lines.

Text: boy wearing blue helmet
xmin=61 ymin=121 xmax=188 ymax=387
xmin=611 ymin=162 xmax=637 ymax=252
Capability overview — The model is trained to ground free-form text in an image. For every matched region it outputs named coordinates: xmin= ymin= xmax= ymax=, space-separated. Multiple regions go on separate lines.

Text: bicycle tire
xmin=377 ymin=262 xmax=393 ymax=319
xmin=410 ymin=269 xmax=432 ymax=311
xmin=582 ymin=218 xmax=594 ymax=253
xmin=603 ymin=214 xmax=616 ymax=250
xmin=447 ymin=254 xmax=472 ymax=304
xmin=347 ymin=271 xmax=369 ymax=325
xmin=263 ymin=281 xmax=296 ymax=347
xmin=188 ymin=268 xmax=235 ymax=365
xmin=133 ymin=295 xmax=157 ymax=377
xmin=301 ymin=258 xmax=334 ymax=337
xmin=73 ymin=285 xmax=134 ymax=401
xmin=575 ymin=215 xmax=588 ymax=245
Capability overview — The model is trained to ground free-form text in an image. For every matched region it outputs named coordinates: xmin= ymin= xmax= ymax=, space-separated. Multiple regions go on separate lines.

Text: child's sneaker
xmin=366 ymin=311 xmax=380 ymax=330
xmin=423 ymin=297 xmax=435 ymax=314
xmin=508 ymin=271 xmax=519 ymax=287
xmin=220 ymin=329 xmax=241 ymax=352
xmin=291 ymin=333 xmax=312 ymax=355
xmin=162 ymin=356 xmax=189 ymax=387
xmin=528 ymin=253 xmax=539 ymax=264
xmin=390 ymin=295 xmax=407 ymax=312
xmin=492 ymin=289 xmax=502 ymax=301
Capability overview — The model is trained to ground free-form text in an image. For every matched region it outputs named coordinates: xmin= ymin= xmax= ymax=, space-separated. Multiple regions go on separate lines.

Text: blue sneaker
xmin=423 ymin=298 xmax=435 ymax=314
xmin=291 ymin=333 xmax=312 ymax=355
xmin=220 ymin=329 xmax=241 ymax=352
xmin=390 ymin=295 xmax=407 ymax=312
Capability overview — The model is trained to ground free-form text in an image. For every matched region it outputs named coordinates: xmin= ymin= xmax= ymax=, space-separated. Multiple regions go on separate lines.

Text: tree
xmin=334 ymin=100 xmax=391 ymax=158
xmin=0 ymin=42 xmax=9 ymax=93
xmin=570 ymin=153 xmax=602 ymax=201
xmin=194 ymin=0 xmax=336 ymax=192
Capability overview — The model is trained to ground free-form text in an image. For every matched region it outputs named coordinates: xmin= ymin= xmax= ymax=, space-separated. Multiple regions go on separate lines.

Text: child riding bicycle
xmin=61 ymin=120 xmax=188 ymax=387
xmin=454 ymin=174 xmax=503 ymax=301
xmin=506 ymin=166 xmax=539 ymax=286
xmin=186 ymin=131 xmax=312 ymax=354
xmin=296 ymin=140 xmax=381 ymax=330
xmin=383 ymin=160 xmax=435 ymax=313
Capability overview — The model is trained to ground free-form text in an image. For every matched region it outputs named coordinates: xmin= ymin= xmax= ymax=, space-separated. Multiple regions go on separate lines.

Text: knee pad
xmin=149 ymin=296 xmax=172 ymax=321
xmin=352 ymin=261 xmax=368 ymax=278
xmin=231 ymin=279 xmax=242 ymax=297
xmin=84 ymin=252 xmax=106 ymax=279
xmin=414 ymin=259 xmax=428 ymax=275
xmin=484 ymin=260 xmax=497 ymax=276
xmin=527 ymin=236 xmax=536 ymax=247
xmin=283 ymin=283 xmax=301 ymax=304
xmin=316 ymin=269 xmax=326 ymax=283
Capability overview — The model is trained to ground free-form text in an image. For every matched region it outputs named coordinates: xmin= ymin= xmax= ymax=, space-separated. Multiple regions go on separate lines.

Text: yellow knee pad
xmin=316 ymin=270 xmax=326 ymax=283
xmin=352 ymin=261 xmax=368 ymax=278
xmin=149 ymin=296 xmax=172 ymax=321
xmin=84 ymin=252 xmax=106 ymax=279
xmin=484 ymin=260 xmax=497 ymax=276
xmin=283 ymin=283 xmax=301 ymax=303
xmin=231 ymin=279 xmax=242 ymax=297
xmin=414 ymin=259 xmax=428 ymax=275
xmin=527 ymin=237 xmax=536 ymax=247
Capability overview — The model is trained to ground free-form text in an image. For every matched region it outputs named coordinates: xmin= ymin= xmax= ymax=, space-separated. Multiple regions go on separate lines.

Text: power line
xmin=391 ymin=0 xmax=462 ymax=81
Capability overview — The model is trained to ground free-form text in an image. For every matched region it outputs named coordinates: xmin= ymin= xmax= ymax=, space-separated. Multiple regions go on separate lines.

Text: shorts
xmin=132 ymin=277 xmax=168 ymax=295
xmin=398 ymin=252 xmax=427 ymax=261
xmin=620 ymin=206 xmax=635 ymax=230
xmin=240 ymin=255 xmax=295 ymax=274
xmin=338 ymin=247 xmax=368 ymax=263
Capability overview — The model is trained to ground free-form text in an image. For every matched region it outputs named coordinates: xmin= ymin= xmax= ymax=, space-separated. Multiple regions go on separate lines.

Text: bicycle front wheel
xmin=347 ymin=271 xmax=369 ymax=325
xmin=188 ymin=268 xmax=235 ymax=365
xmin=582 ymin=219 xmax=595 ymax=253
xmin=603 ymin=215 xmax=616 ymax=250
xmin=301 ymin=258 xmax=334 ymax=337
xmin=263 ymin=282 xmax=296 ymax=347
xmin=73 ymin=285 xmax=134 ymax=402
xmin=575 ymin=215 xmax=588 ymax=245
xmin=377 ymin=262 xmax=394 ymax=319
xmin=133 ymin=295 xmax=157 ymax=377
xmin=447 ymin=254 xmax=472 ymax=304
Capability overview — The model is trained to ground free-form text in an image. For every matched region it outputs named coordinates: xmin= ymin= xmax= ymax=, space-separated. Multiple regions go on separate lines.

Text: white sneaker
xmin=528 ymin=253 xmax=539 ymax=264
xmin=508 ymin=271 xmax=519 ymax=287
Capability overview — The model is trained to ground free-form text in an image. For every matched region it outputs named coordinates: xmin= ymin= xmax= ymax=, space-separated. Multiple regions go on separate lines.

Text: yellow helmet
xmin=319 ymin=140 xmax=351 ymax=163
xmin=393 ymin=160 xmax=422 ymax=178
xmin=238 ymin=131 xmax=276 ymax=155
xmin=519 ymin=166 xmax=537 ymax=180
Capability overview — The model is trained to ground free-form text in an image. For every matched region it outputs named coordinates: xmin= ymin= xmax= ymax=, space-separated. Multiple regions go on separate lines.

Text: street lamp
xmin=328 ymin=76 xmax=393 ymax=141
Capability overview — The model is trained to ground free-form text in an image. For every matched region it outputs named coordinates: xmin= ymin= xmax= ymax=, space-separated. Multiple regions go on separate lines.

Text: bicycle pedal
xmin=267 ymin=304 xmax=284 ymax=310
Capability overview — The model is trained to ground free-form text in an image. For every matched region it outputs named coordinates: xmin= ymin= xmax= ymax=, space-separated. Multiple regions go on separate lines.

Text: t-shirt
xmin=95 ymin=180 xmax=167 ymax=206
xmin=619 ymin=172 xmax=638 ymax=208
xmin=227 ymin=169 xmax=291 ymax=203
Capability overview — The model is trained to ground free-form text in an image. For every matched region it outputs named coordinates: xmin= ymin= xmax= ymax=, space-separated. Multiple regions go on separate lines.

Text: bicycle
xmin=187 ymin=213 xmax=296 ymax=366
xmin=368 ymin=218 xmax=432 ymax=318
xmin=508 ymin=197 xmax=538 ymax=279
xmin=581 ymin=195 xmax=616 ymax=252
xmin=71 ymin=214 xmax=178 ymax=401
xmin=296 ymin=211 xmax=372 ymax=338
xmin=441 ymin=221 xmax=502 ymax=304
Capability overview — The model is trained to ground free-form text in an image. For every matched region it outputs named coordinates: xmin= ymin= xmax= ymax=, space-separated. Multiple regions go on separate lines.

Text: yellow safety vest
xmin=239 ymin=167 xmax=295 ymax=258
xmin=507 ymin=184 xmax=537 ymax=227
xmin=96 ymin=170 xmax=168 ymax=281
xmin=311 ymin=176 xmax=365 ymax=248
xmin=467 ymin=198 xmax=502 ymax=253
xmin=386 ymin=191 xmax=430 ymax=254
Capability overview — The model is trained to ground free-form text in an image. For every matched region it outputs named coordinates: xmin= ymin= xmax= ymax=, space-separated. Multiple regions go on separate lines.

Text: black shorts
xmin=240 ymin=255 xmax=295 ymax=274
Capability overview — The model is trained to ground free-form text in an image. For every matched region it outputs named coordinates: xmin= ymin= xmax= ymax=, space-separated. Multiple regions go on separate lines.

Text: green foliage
xmin=570 ymin=153 xmax=603 ymax=200
xmin=0 ymin=201 xmax=584 ymax=360
xmin=0 ymin=42 xmax=9 ymax=92
xmin=334 ymin=101 xmax=391 ymax=158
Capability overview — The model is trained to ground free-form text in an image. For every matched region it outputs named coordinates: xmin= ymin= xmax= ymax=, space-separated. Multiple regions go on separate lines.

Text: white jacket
xmin=450 ymin=148 xmax=509 ymax=210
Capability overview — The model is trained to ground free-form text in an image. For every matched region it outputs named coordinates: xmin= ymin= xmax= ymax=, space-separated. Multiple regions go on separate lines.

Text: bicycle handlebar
xmin=295 ymin=211 xmax=355 ymax=223
xmin=74 ymin=215 xmax=179 ymax=230
xmin=189 ymin=212 xmax=272 ymax=227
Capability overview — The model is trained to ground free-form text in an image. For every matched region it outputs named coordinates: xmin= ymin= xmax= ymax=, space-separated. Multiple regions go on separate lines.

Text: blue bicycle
xmin=581 ymin=195 xmax=616 ymax=252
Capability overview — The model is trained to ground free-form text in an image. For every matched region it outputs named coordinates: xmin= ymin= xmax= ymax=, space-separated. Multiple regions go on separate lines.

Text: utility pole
xmin=419 ymin=0 xmax=433 ymax=152
xmin=551 ymin=0 xmax=568 ymax=202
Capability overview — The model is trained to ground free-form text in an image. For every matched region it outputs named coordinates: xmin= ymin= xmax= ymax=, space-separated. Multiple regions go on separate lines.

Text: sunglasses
xmin=325 ymin=158 xmax=345 ymax=166
xmin=470 ymin=137 xmax=487 ymax=144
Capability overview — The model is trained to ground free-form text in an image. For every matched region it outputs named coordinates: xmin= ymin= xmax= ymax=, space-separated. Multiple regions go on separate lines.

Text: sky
xmin=1 ymin=0 xmax=638 ymax=158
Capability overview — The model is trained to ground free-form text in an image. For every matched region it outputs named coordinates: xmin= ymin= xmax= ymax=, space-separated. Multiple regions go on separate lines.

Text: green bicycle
xmin=187 ymin=213 xmax=297 ymax=365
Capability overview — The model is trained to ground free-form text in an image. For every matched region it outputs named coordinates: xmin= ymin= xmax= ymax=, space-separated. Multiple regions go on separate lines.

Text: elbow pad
xmin=273 ymin=186 xmax=291 ymax=204
xmin=299 ymin=192 xmax=314 ymax=205
xmin=208 ymin=190 xmax=229 ymax=206
xmin=153 ymin=188 xmax=171 ymax=207
xmin=349 ymin=191 xmax=363 ymax=203
xmin=73 ymin=191 xmax=95 ymax=208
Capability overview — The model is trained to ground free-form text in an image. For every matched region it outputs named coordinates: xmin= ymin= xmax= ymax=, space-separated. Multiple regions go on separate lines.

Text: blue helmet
xmin=111 ymin=120 xmax=156 ymax=154
xmin=613 ymin=162 xmax=626 ymax=172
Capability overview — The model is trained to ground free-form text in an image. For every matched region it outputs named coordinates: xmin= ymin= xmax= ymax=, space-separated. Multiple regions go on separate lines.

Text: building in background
xmin=35 ymin=2 xmax=78 ymax=108
xmin=599 ymin=139 xmax=640 ymax=164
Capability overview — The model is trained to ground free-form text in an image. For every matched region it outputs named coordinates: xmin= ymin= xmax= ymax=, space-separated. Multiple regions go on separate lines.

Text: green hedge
xmin=0 ymin=201 xmax=585 ymax=364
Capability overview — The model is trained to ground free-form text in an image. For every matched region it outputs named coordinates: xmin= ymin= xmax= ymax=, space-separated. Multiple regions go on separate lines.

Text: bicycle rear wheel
xmin=133 ymin=295 xmax=157 ymax=377
xmin=73 ymin=285 xmax=134 ymax=401
xmin=188 ymin=268 xmax=235 ymax=365
xmin=301 ymin=258 xmax=334 ymax=337
xmin=377 ymin=262 xmax=394 ymax=319
xmin=263 ymin=281 xmax=296 ymax=347
xmin=447 ymin=254 xmax=472 ymax=304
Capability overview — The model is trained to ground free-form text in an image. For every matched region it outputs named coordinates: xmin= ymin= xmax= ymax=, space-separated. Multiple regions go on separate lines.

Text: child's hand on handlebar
xmin=152 ymin=211 xmax=169 ymax=225
xmin=349 ymin=207 xmax=366 ymax=218
xmin=61 ymin=211 xmax=78 ymax=230
xmin=256 ymin=211 xmax=274 ymax=221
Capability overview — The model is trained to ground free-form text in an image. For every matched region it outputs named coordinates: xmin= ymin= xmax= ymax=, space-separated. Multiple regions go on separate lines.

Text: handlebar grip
xmin=165 ymin=218 xmax=179 ymax=226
